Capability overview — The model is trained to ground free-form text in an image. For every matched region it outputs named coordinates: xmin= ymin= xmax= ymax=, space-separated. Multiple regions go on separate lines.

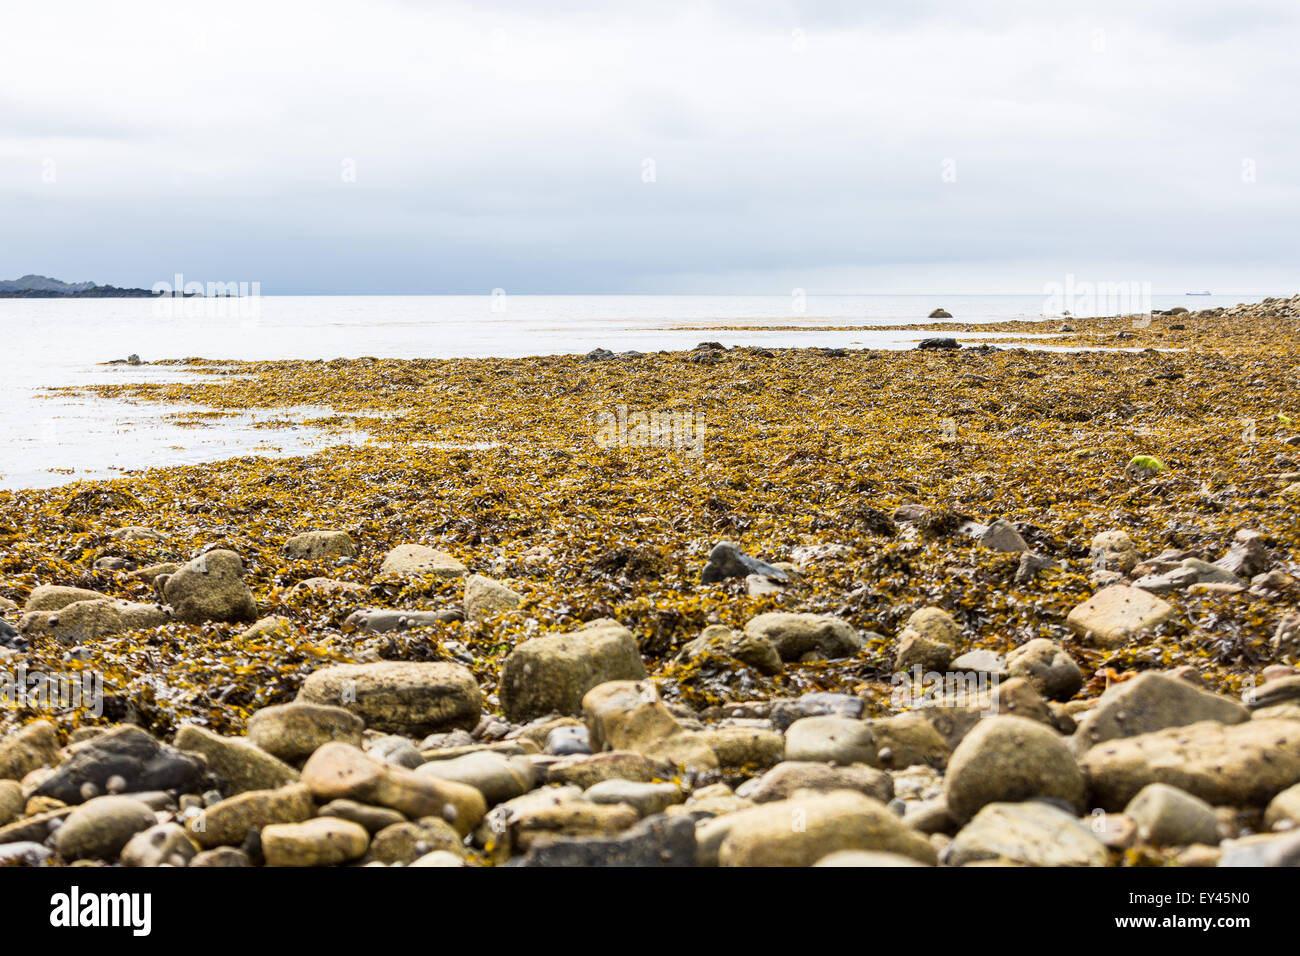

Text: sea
xmin=0 ymin=292 xmax=1259 ymax=491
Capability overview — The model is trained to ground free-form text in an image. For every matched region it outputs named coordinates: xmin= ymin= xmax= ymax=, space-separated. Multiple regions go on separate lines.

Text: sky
xmin=0 ymin=0 xmax=1296 ymax=295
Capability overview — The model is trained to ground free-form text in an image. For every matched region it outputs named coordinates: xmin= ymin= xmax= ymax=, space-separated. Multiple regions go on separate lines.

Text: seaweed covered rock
xmin=498 ymin=619 xmax=646 ymax=722
xmin=284 ymin=530 xmax=358 ymax=561
xmin=161 ymin=549 xmax=257 ymax=624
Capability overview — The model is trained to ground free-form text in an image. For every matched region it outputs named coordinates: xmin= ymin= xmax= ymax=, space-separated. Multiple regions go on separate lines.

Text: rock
xmin=1125 ymin=783 xmax=1220 ymax=846
xmin=582 ymin=679 xmax=683 ymax=753
xmin=815 ymin=849 xmax=930 ymax=866
xmin=188 ymin=783 xmax=316 ymax=848
xmin=744 ymin=574 xmax=783 ymax=596
xmin=946 ymin=802 xmax=1107 ymax=867
xmin=33 ymin=725 xmax=205 ymax=803
xmin=866 ymin=712 xmax=951 ymax=769
xmin=977 ymin=519 xmax=1029 ymax=553
xmin=127 ymin=563 xmax=180 ymax=584
xmin=463 ymin=574 xmax=523 ymax=622
xmin=174 ymin=725 xmax=299 ymax=795
xmin=784 ymin=716 xmax=878 ymax=765
xmin=261 ymin=817 xmax=370 ymax=866
xmin=246 ymin=702 xmax=365 ymax=764
xmin=743 ymin=612 xmax=862 ymax=662
xmin=189 ymin=847 xmax=250 ymax=867
xmin=789 ymin=543 xmax=853 ymax=567
xmin=19 ymin=599 xmax=126 ymax=643
xmin=121 ymin=822 xmax=199 ymax=867
xmin=1090 ymin=530 xmax=1141 ymax=573
xmin=23 ymin=585 xmax=109 ymax=612
xmin=545 ymin=751 xmax=667 ymax=789
xmin=927 ymin=309 xmax=952 ymax=319
xmin=318 ymin=800 xmax=406 ymax=833
xmin=676 ymin=624 xmax=782 ymax=675
xmin=944 ymin=716 xmax=1084 ymax=822
xmin=0 ymin=780 xmax=22 ymax=826
xmin=0 ymin=841 xmax=53 ymax=866
xmin=584 ymin=780 xmax=683 ymax=817
xmin=770 ymin=692 xmax=864 ymax=731
xmin=1080 ymin=719 xmax=1300 ymax=810
xmin=1213 ymin=529 xmax=1270 ymax=578
xmin=1065 ymin=585 xmax=1174 ymax=648
xmin=1006 ymin=639 xmax=1082 ymax=700
xmin=408 ymin=849 xmax=465 ymax=867
xmin=917 ymin=337 xmax=958 ymax=350
xmin=1264 ymin=782 xmax=1300 ymax=830
xmin=379 ymin=544 xmax=467 ymax=578
xmin=718 ymin=791 xmax=937 ymax=866
xmin=697 ymin=727 xmax=784 ymax=768
xmin=284 ymin=530 xmax=358 ymax=560
xmin=297 ymin=661 xmax=482 ymax=735
xmin=509 ymin=801 xmax=640 ymax=851
xmin=416 ymin=751 xmax=536 ymax=805
xmin=699 ymin=541 xmax=788 ymax=584
xmin=1015 ymin=552 xmax=1061 ymax=584
xmin=54 ymin=795 xmax=156 ymax=860
xmin=498 ymin=619 xmax=646 ymax=722
xmin=545 ymin=726 xmax=591 ymax=756
xmin=1133 ymin=558 xmax=1241 ymax=593
xmin=365 ymin=735 xmax=424 ymax=769
xmin=517 ymin=811 xmax=694 ymax=867
xmin=736 ymin=761 xmax=892 ymax=804
xmin=162 ymin=550 xmax=257 ymax=624
xmin=1070 ymin=672 xmax=1249 ymax=753
xmin=949 ymin=649 xmax=1007 ymax=679
xmin=0 ymin=721 xmax=59 ymax=781
xmin=1245 ymin=675 xmax=1300 ymax=711
xmin=300 ymin=743 xmax=485 ymax=836
xmin=369 ymin=819 xmax=465 ymax=864
xmin=342 ymin=607 xmax=461 ymax=633
xmin=1218 ymin=831 xmax=1300 ymax=867
xmin=1272 ymin=613 xmax=1300 ymax=658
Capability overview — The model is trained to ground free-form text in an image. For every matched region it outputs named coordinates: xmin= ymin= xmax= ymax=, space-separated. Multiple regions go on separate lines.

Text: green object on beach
xmin=1280 ymin=413 xmax=1294 ymax=425
xmin=1128 ymin=455 xmax=1168 ymax=472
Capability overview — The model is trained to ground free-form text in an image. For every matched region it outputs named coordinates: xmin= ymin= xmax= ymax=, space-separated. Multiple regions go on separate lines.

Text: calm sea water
xmin=0 ymin=293 xmax=1258 ymax=490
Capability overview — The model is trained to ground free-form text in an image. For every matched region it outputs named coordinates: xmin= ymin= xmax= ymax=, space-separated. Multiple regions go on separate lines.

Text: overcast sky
xmin=1 ymin=1 xmax=1296 ymax=294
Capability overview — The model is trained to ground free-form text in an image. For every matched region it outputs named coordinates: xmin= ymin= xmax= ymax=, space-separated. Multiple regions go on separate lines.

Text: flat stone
xmin=297 ymin=661 xmax=482 ymax=735
xmin=174 ymin=725 xmax=299 ymax=795
xmin=947 ymin=801 xmax=1107 ymax=866
xmin=1066 ymin=585 xmax=1175 ymax=648
xmin=379 ymin=544 xmax=467 ymax=578
xmin=784 ymin=716 xmax=878 ymax=765
xmin=1070 ymin=672 xmax=1249 ymax=753
xmin=188 ymin=783 xmax=316 ymax=848
xmin=261 ymin=817 xmax=370 ymax=866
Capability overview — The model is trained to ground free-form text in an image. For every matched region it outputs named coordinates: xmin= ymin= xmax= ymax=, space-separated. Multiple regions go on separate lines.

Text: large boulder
xmin=33 ymin=725 xmax=205 ymax=803
xmin=1070 ymin=672 xmax=1249 ymax=754
xmin=53 ymin=795 xmax=156 ymax=860
xmin=297 ymin=661 xmax=482 ymax=735
xmin=742 ymin=612 xmax=863 ymax=662
xmin=162 ymin=550 xmax=257 ymax=624
xmin=1124 ymin=783 xmax=1220 ymax=846
xmin=944 ymin=716 xmax=1084 ymax=822
xmin=1079 ymin=718 xmax=1300 ymax=810
xmin=246 ymin=702 xmax=365 ymax=764
xmin=717 ymin=791 xmax=937 ymax=867
xmin=0 ymin=721 xmax=59 ymax=780
xmin=173 ymin=725 xmax=299 ymax=794
xmin=499 ymin=619 xmax=646 ymax=722
xmin=1006 ymin=638 xmax=1082 ymax=700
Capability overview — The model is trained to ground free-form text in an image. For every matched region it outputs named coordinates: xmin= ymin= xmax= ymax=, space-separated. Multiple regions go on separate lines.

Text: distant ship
xmin=1186 ymin=291 xmax=1212 ymax=296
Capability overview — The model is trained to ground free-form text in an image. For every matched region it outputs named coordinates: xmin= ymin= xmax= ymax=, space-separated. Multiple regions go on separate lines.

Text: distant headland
xmin=0 ymin=274 xmax=202 ymax=298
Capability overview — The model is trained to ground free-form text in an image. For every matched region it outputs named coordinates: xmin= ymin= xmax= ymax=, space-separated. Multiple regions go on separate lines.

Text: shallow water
xmin=0 ymin=293 xmax=1256 ymax=490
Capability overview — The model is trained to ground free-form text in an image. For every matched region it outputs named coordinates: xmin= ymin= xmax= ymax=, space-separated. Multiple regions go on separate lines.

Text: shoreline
xmin=0 ymin=310 xmax=1297 ymax=867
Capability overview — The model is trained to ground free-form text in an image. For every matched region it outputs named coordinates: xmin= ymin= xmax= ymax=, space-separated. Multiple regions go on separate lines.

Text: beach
xmin=1 ymin=303 xmax=1298 ymax=867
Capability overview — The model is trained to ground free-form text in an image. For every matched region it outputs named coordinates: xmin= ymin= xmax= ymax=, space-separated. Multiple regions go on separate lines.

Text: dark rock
xmin=700 ymin=542 xmax=787 ymax=584
xmin=583 ymin=348 xmax=615 ymax=362
xmin=1015 ymin=552 xmax=1061 ymax=584
xmin=928 ymin=309 xmax=952 ymax=318
xmin=516 ymin=812 xmax=694 ymax=867
xmin=770 ymin=692 xmax=864 ymax=732
xmin=917 ymin=337 xmax=959 ymax=350
xmin=33 ymin=725 xmax=206 ymax=804
xmin=694 ymin=341 xmax=726 ymax=351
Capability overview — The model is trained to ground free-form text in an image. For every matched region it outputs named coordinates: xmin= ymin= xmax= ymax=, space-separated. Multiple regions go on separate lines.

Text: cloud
xmin=0 ymin=0 xmax=1295 ymax=293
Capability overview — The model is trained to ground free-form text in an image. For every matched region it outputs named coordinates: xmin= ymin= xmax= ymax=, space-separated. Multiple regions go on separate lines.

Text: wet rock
xmin=378 ymin=544 xmax=467 ymax=578
xmin=917 ymin=337 xmax=958 ymax=350
xmin=297 ymin=661 xmax=482 ymax=735
xmin=944 ymin=716 xmax=1084 ymax=822
xmin=463 ymin=574 xmax=523 ymax=622
xmin=784 ymin=716 xmax=878 ymax=765
xmin=246 ymin=702 xmax=365 ymax=765
xmin=188 ymin=783 xmax=316 ymax=848
xmin=33 ymin=725 xmax=205 ymax=804
xmin=1125 ymin=783 xmax=1220 ymax=846
xmin=300 ymin=743 xmax=485 ymax=836
xmin=699 ymin=541 xmax=788 ymax=584
xmin=1006 ymin=638 xmax=1082 ymax=700
xmin=1070 ymin=672 xmax=1249 ymax=753
xmin=743 ymin=612 xmax=862 ymax=662
xmin=261 ymin=817 xmax=370 ymax=866
xmin=162 ymin=550 xmax=257 ymax=624
xmin=174 ymin=725 xmax=300 ymax=794
xmin=1079 ymin=719 xmax=1300 ymax=810
xmin=1065 ymin=584 xmax=1174 ymax=648
xmin=54 ymin=795 xmax=156 ymax=860
xmin=284 ymin=530 xmax=358 ymax=560
xmin=718 ymin=791 xmax=937 ymax=866
xmin=946 ymin=802 xmax=1107 ymax=867
xmin=121 ymin=822 xmax=199 ymax=867
xmin=0 ymin=720 xmax=59 ymax=781
xmin=498 ymin=619 xmax=646 ymax=722
xmin=735 ymin=761 xmax=892 ymax=804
